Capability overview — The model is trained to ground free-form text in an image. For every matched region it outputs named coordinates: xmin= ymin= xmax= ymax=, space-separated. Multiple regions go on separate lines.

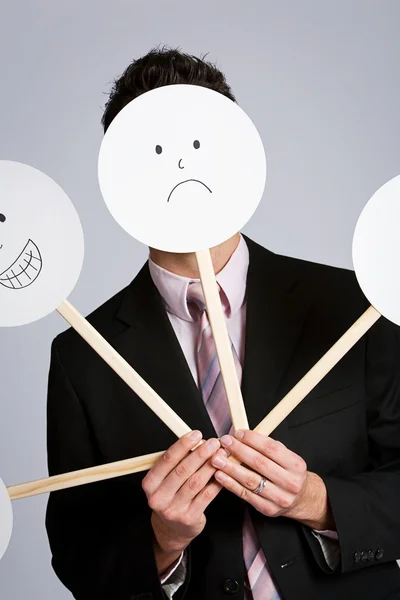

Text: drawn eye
xmin=193 ymin=140 xmax=200 ymax=149
xmin=0 ymin=214 xmax=6 ymax=223
xmin=155 ymin=145 xmax=162 ymax=155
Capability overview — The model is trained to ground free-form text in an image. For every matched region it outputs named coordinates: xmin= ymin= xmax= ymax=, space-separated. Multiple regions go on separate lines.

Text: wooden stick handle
xmin=255 ymin=305 xmax=381 ymax=436
xmin=195 ymin=249 xmax=249 ymax=430
xmin=57 ymin=300 xmax=191 ymax=439
xmin=7 ymin=451 xmax=162 ymax=501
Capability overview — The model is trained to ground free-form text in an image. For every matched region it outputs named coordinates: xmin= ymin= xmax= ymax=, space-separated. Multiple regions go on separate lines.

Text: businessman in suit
xmin=45 ymin=49 xmax=400 ymax=600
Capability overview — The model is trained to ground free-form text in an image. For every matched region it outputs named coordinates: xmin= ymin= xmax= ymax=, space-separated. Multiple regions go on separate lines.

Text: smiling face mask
xmin=0 ymin=238 xmax=42 ymax=289
xmin=98 ymin=84 xmax=267 ymax=252
xmin=0 ymin=161 xmax=84 ymax=327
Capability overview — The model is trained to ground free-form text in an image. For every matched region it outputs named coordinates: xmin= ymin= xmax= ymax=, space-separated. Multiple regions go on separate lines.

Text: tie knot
xmin=187 ymin=282 xmax=206 ymax=319
xmin=187 ymin=281 xmax=228 ymax=321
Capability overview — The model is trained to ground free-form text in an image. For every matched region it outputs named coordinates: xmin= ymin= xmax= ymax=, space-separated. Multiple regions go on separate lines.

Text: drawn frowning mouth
xmin=0 ymin=239 xmax=42 ymax=289
xmin=167 ymin=179 xmax=212 ymax=203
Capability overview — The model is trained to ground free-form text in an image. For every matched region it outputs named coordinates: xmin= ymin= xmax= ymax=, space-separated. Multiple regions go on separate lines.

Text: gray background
xmin=0 ymin=0 xmax=399 ymax=597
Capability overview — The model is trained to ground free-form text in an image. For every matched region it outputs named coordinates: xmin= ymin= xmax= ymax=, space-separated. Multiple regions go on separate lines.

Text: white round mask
xmin=353 ymin=174 xmax=400 ymax=326
xmin=0 ymin=161 xmax=84 ymax=327
xmin=98 ymin=84 xmax=267 ymax=252
xmin=0 ymin=477 xmax=12 ymax=561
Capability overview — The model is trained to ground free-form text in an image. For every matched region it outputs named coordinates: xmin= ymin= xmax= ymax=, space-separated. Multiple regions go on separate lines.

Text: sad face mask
xmin=98 ymin=84 xmax=267 ymax=252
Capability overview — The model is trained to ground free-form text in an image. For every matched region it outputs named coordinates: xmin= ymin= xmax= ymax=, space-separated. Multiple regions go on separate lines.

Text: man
xmin=46 ymin=48 xmax=400 ymax=600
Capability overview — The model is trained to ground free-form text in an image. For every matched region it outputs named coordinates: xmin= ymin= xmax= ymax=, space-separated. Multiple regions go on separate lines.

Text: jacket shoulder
xmin=52 ymin=284 xmax=129 ymax=358
xmin=246 ymin=236 xmax=367 ymax=306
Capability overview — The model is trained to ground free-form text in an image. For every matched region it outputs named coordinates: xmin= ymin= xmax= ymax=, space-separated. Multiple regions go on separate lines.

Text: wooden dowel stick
xmin=13 ymin=299 xmax=378 ymax=503
xmin=195 ymin=249 xmax=249 ymax=430
xmin=7 ymin=451 xmax=163 ymax=501
xmin=255 ymin=305 xmax=381 ymax=436
xmin=57 ymin=300 xmax=191 ymax=439
xmin=8 ymin=442 xmax=208 ymax=501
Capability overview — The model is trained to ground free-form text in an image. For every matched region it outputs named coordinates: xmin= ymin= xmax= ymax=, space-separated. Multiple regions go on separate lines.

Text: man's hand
xmin=142 ymin=430 xmax=222 ymax=575
xmin=211 ymin=430 xmax=335 ymax=530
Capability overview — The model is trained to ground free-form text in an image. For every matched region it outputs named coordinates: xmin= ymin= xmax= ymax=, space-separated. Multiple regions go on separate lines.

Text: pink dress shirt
xmin=149 ymin=234 xmax=248 ymax=383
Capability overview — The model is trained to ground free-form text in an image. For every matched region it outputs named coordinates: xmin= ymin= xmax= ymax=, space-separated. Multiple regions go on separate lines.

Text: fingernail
xmin=221 ymin=435 xmax=233 ymax=447
xmin=207 ymin=438 xmax=220 ymax=451
xmin=212 ymin=453 xmax=227 ymax=468
xmin=189 ymin=430 xmax=202 ymax=441
xmin=215 ymin=471 xmax=227 ymax=483
xmin=235 ymin=430 xmax=245 ymax=440
xmin=192 ymin=440 xmax=204 ymax=451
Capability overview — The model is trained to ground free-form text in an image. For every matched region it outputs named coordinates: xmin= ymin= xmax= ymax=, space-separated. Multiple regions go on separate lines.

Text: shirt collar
xmin=148 ymin=234 xmax=249 ymax=322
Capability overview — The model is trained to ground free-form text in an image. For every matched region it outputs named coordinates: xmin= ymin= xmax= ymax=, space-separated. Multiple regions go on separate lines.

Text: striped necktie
xmin=187 ymin=282 xmax=280 ymax=600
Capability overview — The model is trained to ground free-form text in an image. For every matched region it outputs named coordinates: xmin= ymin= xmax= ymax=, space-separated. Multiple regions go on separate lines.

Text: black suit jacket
xmin=45 ymin=237 xmax=400 ymax=600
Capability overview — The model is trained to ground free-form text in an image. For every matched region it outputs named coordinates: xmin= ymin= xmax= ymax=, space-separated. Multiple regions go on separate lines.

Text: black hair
xmin=101 ymin=47 xmax=236 ymax=132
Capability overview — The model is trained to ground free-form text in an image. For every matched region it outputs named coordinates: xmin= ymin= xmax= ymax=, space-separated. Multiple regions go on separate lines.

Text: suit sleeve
xmin=45 ymin=339 xmax=170 ymax=600
xmin=310 ymin=315 xmax=400 ymax=574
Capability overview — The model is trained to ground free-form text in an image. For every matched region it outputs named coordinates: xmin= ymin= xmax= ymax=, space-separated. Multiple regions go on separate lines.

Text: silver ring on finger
xmin=253 ymin=476 xmax=267 ymax=495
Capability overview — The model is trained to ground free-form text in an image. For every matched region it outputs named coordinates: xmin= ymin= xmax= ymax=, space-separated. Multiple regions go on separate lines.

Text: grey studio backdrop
xmin=0 ymin=0 xmax=400 ymax=597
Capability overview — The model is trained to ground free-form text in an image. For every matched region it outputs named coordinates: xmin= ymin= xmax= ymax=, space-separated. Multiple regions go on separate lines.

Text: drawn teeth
xmin=0 ymin=239 xmax=42 ymax=289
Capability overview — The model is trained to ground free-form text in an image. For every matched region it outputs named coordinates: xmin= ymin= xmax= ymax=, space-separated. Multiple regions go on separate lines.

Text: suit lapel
xmin=112 ymin=263 xmax=217 ymax=440
xmin=242 ymin=238 xmax=313 ymax=439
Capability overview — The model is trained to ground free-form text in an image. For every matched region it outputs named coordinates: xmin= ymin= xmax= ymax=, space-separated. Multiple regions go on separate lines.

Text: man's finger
xmin=156 ymin=438 xmax=220 ymax=501
xmin=222 ymin=431 xmax=305 ymax=472
xmin=218 ymin=435 xmax=290 ymax=489
xmin=211 ymin=452 xmax=294 ymax=507
xmin=190 ymin=480 xmax=223 ymax=515
xmin=214 ymin=470 xmax=278 ymax=516
xmin=216 ymin=440 xmax=299 ymax=492
xmin=176 ymin=456 xmax=220 ymax=504
xmin=142 ymin=430 xmax=203 ymax=496
xmin=148 ymin=438 xmax=220 ymax=505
